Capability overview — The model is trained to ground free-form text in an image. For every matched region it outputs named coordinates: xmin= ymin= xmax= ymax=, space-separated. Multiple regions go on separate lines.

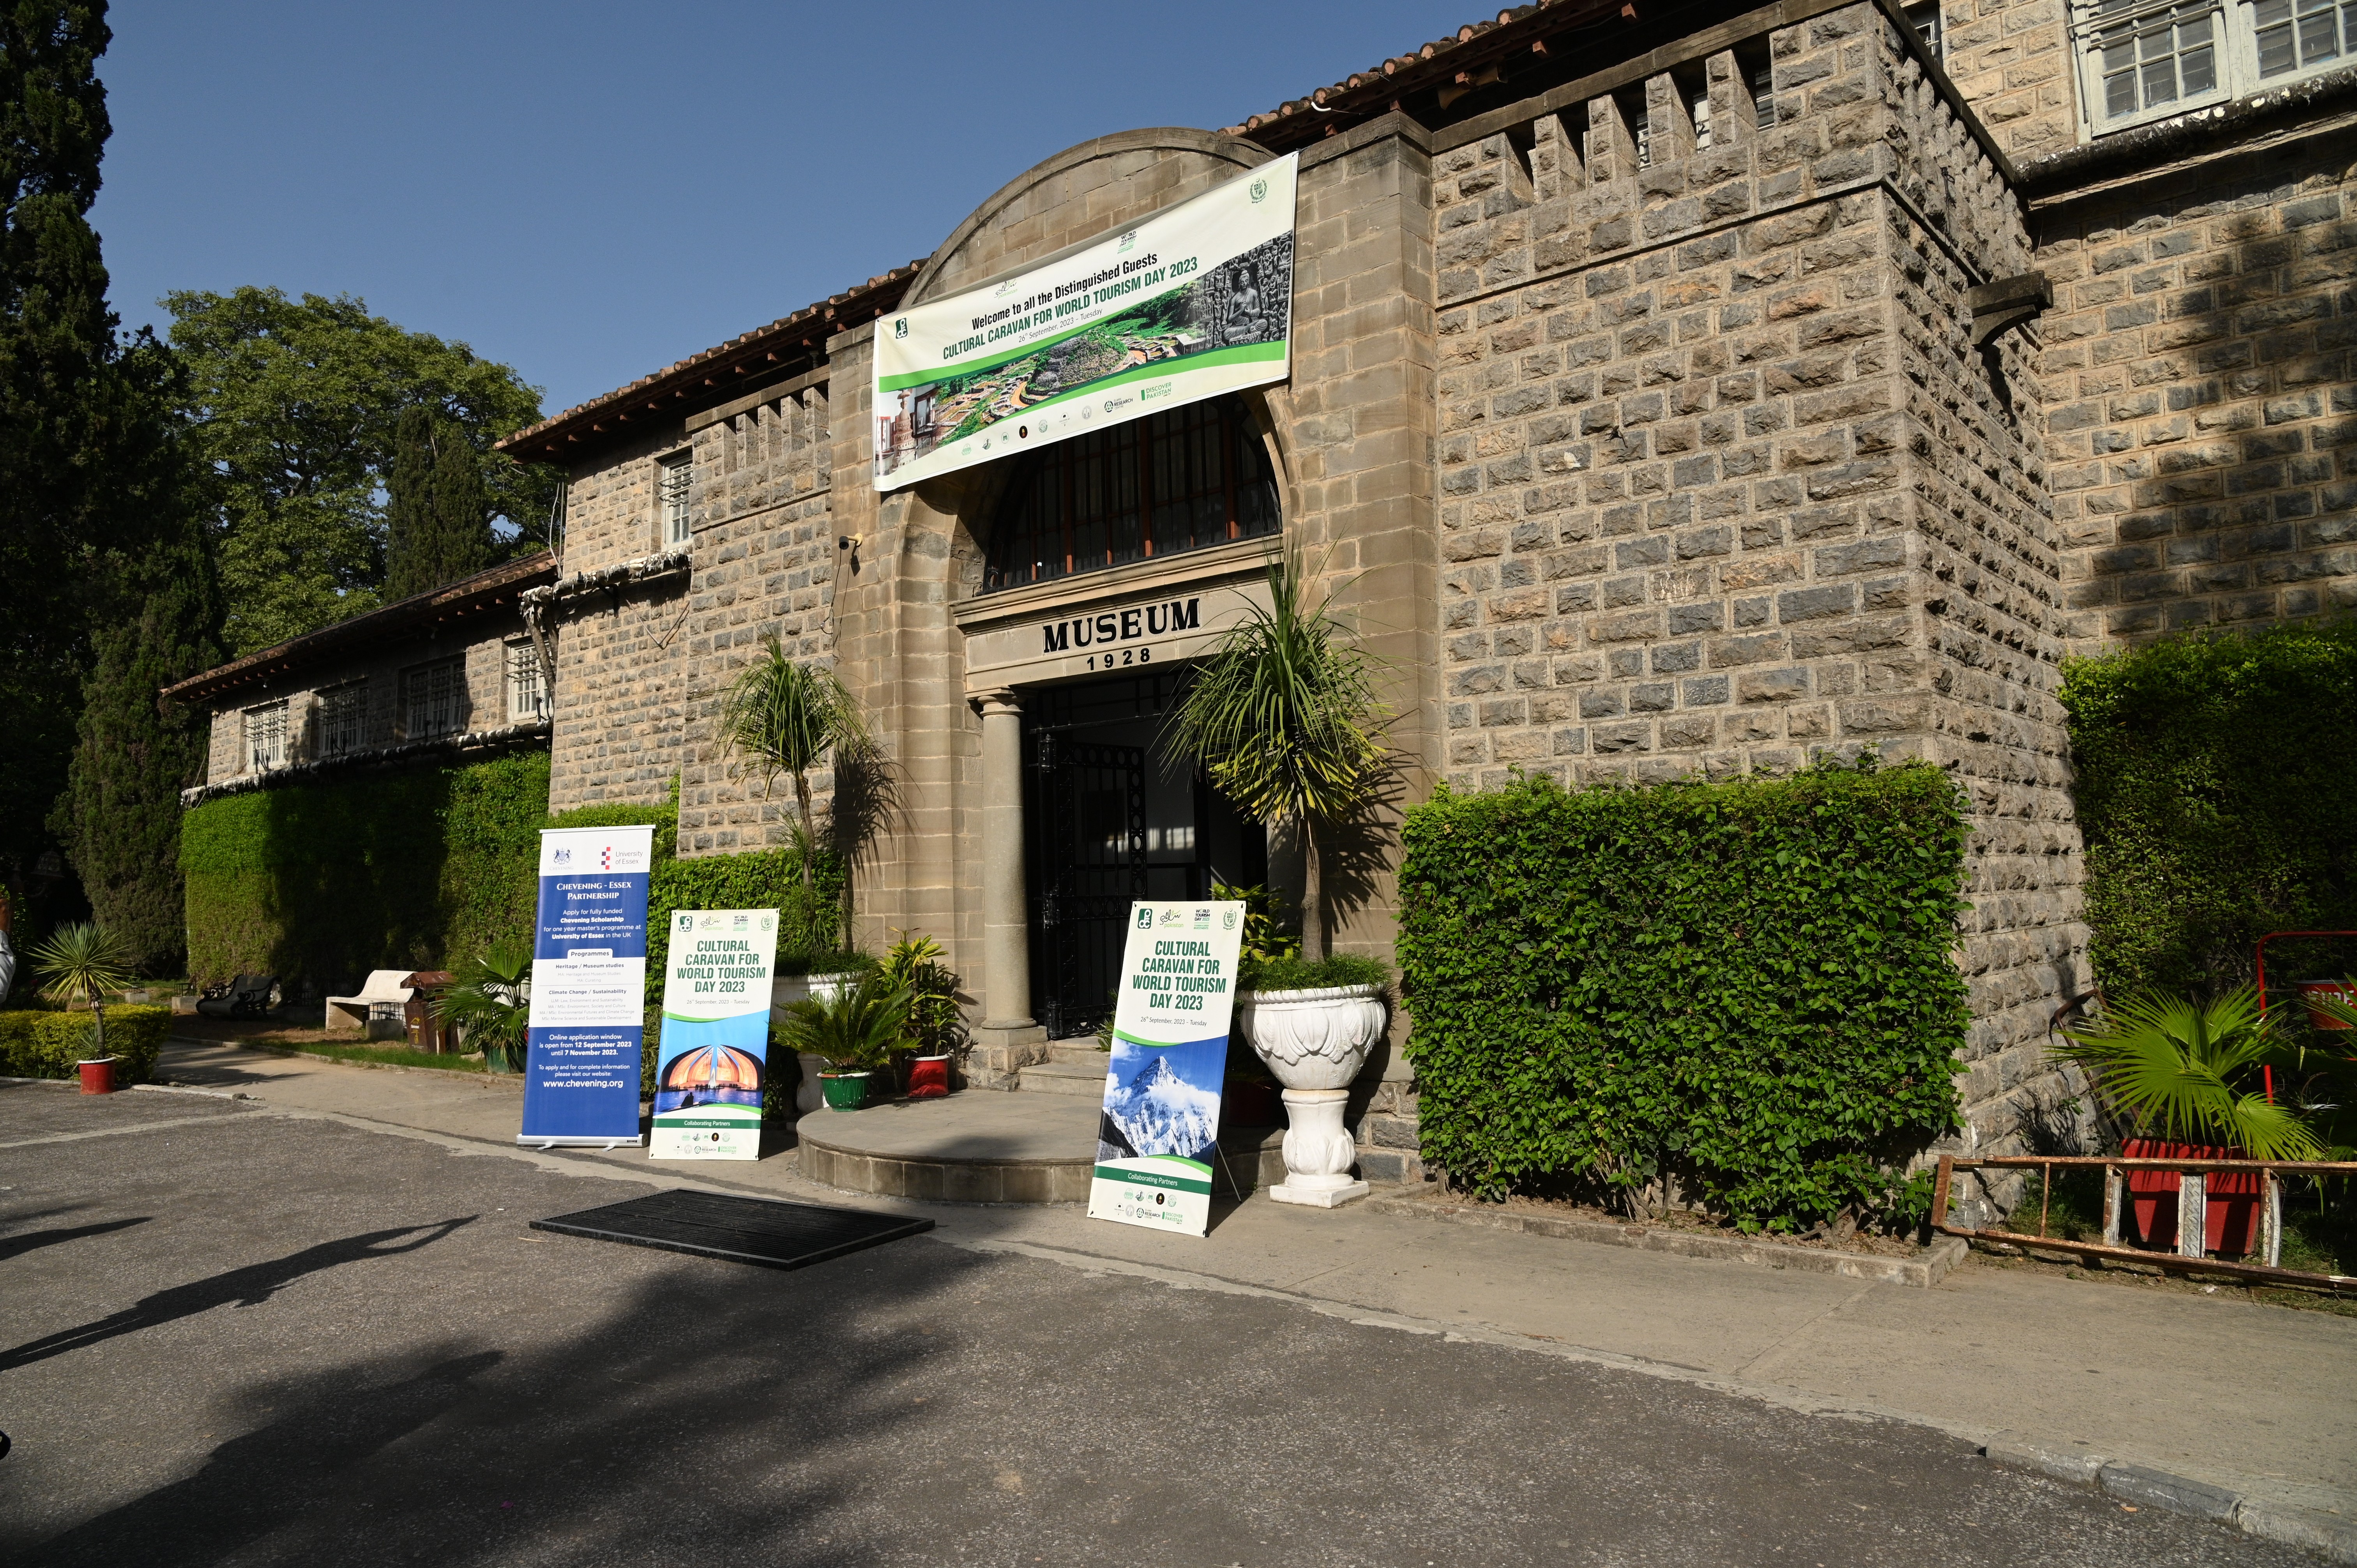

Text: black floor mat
xmin=531 ymin=1189 xmax=933 ymax=1270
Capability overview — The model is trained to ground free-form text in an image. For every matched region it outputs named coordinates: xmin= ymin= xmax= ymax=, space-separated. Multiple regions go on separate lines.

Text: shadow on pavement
xmin=0 ymin=1219 xmax=475 ymax=1372
xmin=0 ymin=1217 xmax=150 ymax=1262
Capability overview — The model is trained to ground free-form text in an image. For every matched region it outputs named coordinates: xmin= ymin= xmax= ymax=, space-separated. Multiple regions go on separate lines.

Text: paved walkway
xmin=154 ymin=1038 xmax=2357 ymax=1540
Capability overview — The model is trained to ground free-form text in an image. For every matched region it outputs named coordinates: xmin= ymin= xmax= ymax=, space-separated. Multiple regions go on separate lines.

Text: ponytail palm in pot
xmin=31 ymin=922 xmax=134 ymax=1065
xmin=1168 ymin=553 xmax=1393 ymax=1208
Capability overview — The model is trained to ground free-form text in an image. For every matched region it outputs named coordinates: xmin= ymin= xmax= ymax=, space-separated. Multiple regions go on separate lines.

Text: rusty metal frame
xmin=1931 ymin=1154 xmax=2357 ymax=1291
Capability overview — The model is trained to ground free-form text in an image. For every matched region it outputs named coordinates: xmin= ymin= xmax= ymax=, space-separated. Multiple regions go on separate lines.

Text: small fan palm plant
xmin=776 ymin=970 xmax=912 ymax=1072
xmin=435 ymin=940 xmax=533 ymax=1072
xmin=2052 ymin=988 xmax=2323 ymax=1160
xmin=1166 ymin=551 xmax=1389 ymax=959
xmin=30 ymin=923 xmax=134 ymax=1056
xmin=717 ymin=637 xmax=873 ymax=899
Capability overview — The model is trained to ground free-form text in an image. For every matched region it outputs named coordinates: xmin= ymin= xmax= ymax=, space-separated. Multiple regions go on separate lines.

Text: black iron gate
xmin=1027 ymin=732 xmax=1146 ymax=1040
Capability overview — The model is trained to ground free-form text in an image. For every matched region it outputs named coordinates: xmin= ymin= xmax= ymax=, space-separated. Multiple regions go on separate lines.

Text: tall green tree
xmin=383 ymin=403 xmax=495 ymax=601
xmin=164 ymin=286 xmax=553 ymax=654
xmin=0 ymin=2 xmax=177 ymax=915
xmin=52 ymin=503 xmax=224 ymax=975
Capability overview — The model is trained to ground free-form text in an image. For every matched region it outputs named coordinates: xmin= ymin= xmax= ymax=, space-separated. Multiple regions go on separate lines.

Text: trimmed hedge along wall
xmin=1399 ymin=759 xmax=1969 ymax=1231
xmin=2060 ymin=619 xmax=2357 ymax=999
xmin=182 ymin=751 xmax=842 ymax=996
xmin=0 ymin=1006 xmax=171 ymax=1083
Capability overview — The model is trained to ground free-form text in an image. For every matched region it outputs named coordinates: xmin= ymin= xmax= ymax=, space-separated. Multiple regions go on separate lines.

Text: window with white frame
xmin=2074 ymin=0 xmax=2353 ymax=133
xmin=505 ymin=638 xmax=548 ymax=722
xmin=401 ymin=656 xmax=468 ymax=740
xmin=659 ymin=453 xmax=691 ymax=547
xmin=316 ymin=682 xmax=368 ymax=758
xmin=1905 ymin=1 xmax=1946 ymax=61
xmin=244 ymin=701 xmax=288 ymax=773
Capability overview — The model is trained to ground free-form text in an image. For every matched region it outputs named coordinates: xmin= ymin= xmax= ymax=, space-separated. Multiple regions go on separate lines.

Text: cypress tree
xmin=0 ymin=3 xmax=149 ymax=909
xmin=383 ymin=408 xmax=494 ymax=600
xmin=54 ymin=506 xmax=224 ymax=974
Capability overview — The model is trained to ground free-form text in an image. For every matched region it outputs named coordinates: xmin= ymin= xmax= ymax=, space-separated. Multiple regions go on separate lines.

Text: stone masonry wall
xmin=674 ymin=383 xmax=844 ymax=855
xmin=2037 ymin=151 xmax=2357 ymax=648
xmin=547 ymin=426 xmax=693 ymax=812
xmin=1429 ymin=4 xmax=2087 ymax=1170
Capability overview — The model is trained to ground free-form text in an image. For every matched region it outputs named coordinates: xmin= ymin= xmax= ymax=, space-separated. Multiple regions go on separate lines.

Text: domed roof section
xmin=663 ymin=1044 xmax=763 ymax=1091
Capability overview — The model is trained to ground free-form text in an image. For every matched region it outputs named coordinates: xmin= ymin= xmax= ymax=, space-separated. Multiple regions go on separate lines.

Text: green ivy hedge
xmin=183 ymin=751 xmax=842 ymax=995
xmin=1398 ymin=759 xmax=1968 ymax=1231
xmin=2060 ymin=620 xmax=2357 ymax=998
xmin=0 ymin=1006 xmax=171 ymax=1083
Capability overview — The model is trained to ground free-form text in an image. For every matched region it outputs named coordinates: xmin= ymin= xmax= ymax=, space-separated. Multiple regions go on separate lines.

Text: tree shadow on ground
xmin=16 ymin=1237 xmax=986 ymax=1568
xmin=0 ymin=1217 xmax=149 ymax=1263
xmin=0 ymin=1219 xmax=474 ymax=1372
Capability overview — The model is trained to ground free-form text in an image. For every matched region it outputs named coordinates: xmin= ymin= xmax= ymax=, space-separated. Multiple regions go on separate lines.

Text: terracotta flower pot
xmin=76 ymin=1057 xmax=117 ymax=1095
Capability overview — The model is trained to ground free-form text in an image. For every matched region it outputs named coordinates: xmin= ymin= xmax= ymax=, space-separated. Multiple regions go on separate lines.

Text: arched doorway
xmin=984 ymin=395 xmax=1278 ymax=1038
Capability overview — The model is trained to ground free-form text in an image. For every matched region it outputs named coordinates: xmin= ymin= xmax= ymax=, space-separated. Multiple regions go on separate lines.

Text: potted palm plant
xmin=1168 ymin=553 xmax=1393 ymax=1208
xmin=30 ymin=923 xmax=134 ymax=1092
xmin=880 ymin=932 xmax=965 ymax=1098
xmin=435 ymin=941 xmax=534 ymax=1074
xmin=776 ymin=970 xmax=912 ymax=1111
xmin=2051 ymin=987 xmax=2322 ymax=1254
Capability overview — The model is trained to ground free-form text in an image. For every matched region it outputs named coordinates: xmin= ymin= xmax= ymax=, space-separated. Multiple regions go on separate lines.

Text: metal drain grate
xmin=531 ymin=1189 xmax=933 ymax=1271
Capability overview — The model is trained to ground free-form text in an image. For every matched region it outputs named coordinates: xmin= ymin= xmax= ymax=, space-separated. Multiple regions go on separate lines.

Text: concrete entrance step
xmin=1046 ymin=1040 xmax=1111 ymax=1067
xmin=1016 ymin=1058 xmax=1111 ymax=1097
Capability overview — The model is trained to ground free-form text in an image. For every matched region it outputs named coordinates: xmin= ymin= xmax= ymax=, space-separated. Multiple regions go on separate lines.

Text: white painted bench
xmin=324 ymin=970 xmax=415 ymax=1038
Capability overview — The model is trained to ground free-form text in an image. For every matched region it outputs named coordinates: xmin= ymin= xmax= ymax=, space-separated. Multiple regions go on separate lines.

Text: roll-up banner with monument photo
xmin=871 ymin=154 xmax=1297 ymax=493
xmin=650 ymin=908 xmax=779 ymax=1161
xmin=1088 ymin=900 xmax=1247 ymax=1238
xmin=519 ymin=825 xmax=653 ymax=1147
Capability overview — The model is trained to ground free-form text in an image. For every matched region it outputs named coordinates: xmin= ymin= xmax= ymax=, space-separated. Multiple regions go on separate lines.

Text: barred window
xmin=659 ymin=453 xmax=691 ymax=547
xmin=983 ymin=396 xmax=1279 ymax=593
xmin=244 ymin=701 xmax=288 ymax=773
xmin=401 ymin=656 xmax=468 ymax=740
xmin=506 ymin=638 xmax=548 ymax=722
xmin=316 ymin=682 xmax=368 ymax=758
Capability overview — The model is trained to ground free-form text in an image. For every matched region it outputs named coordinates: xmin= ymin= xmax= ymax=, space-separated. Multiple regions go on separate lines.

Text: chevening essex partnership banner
xmin=872 ymin=153 xmax=1297 ymax=492
xmin=1087 ymin=900 xmax=1246 ymax=1238
xmin=650 ymin=908 xmax=779 ymax=1161
xmin=519 ymin=826 xmax=653 ymax=1147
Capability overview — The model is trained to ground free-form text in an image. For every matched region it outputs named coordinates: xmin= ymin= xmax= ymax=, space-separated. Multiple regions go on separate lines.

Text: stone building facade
xmin=466 ymin=0 xmax=2355 ymax=1200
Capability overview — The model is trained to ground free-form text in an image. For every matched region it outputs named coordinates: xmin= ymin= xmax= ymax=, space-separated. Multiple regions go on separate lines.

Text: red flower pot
xmin=907 ymin=1054 xmax=952 ymax=1098
xmin=2123 ymin=1137 xmax=2262 ymax=1257
xmin=76 ymin=1057 xmax=116 ymax=1095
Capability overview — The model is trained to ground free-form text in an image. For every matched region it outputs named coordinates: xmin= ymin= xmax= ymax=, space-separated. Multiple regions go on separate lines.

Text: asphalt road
xmin=0 ymin=1081 xmax=2314 ymax=1567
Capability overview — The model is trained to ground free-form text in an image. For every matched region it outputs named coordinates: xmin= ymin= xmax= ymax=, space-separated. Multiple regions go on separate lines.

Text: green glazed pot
xmin=819 ymin=1070 xmax=870 ymax=1111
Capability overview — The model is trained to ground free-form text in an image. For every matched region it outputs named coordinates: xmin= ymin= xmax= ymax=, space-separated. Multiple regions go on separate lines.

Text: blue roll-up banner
xmin=518 ymin=825 xmax=654 ymax=1147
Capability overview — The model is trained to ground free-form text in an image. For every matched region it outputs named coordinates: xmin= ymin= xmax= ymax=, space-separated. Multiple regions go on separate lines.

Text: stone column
xmin=971 ymin=689 xmax=1045 ymax=1082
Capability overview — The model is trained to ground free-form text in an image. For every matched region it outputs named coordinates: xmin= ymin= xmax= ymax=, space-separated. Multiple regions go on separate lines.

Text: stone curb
xmin=1982 ymin=1433 xmax=2357 ymax=1562
xmin=1361 ymin=1191 xmax=1968 ymax=1287
xmin=170 ymin=1036 xmax=525 ymax=1088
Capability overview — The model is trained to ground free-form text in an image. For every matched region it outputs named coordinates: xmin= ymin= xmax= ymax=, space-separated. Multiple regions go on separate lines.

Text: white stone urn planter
xmin=1234 ymin=982 xmax=1388 ymax=1208
xmin=773 ymin=971 xmax=864 ymax=1118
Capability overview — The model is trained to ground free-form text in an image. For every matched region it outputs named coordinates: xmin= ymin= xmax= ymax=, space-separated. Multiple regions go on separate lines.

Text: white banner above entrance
xmin=872 ymin=154 xmax=1297 ymax=493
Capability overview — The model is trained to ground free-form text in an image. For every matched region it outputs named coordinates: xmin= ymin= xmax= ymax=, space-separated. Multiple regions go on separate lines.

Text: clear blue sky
xmin=92 ymin=1 xmax=1457 ymax=421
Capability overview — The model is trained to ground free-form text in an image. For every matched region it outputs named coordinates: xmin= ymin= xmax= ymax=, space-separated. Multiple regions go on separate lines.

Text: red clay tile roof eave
xmin=493 ymin=261 xmax=929 ymax=463
xmin=1221 ymin=0 xmax=1633 ymax=146
xmin=162 ymin=551 xmax=557 ymax=707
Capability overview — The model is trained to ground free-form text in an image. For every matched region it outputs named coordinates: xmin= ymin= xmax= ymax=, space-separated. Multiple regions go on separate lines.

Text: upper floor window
xmin=659 ymin=453 xmax=691 ymax=547
xmin=1905 ymin=1 xmax=1946 ymax=61
xmin=2074 ymin=0 xmax=2349 ymax=132
xmin=316 ymin=682 xmax=367 ymax=758
xmin=982 ymin=396 xmax=1280 ymax=593
xmin=401 ymin=655 xmax=468 ymax=741
xmin=506 ymin=638 xmax=548 ymax=723
xmin=244 ymin=701 xmax=288 ymax=773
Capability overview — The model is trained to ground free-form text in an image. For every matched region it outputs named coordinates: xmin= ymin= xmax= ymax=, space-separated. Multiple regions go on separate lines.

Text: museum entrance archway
xmin=1021 ymin=669 xmax=1265 ymax=1040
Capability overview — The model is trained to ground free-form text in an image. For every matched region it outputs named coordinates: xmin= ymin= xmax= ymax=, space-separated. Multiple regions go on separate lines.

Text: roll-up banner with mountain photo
xmin=871 ymin=154 xmax=1296 ymax=493
xmin=1088 ymin=900 xmax=1246 ymax=1237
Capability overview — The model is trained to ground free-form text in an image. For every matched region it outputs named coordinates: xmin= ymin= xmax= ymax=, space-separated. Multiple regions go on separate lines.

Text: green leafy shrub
xmin=2061 ymin=620 xmax=2357 ymax=998
xmin=1240 ymin=953 xmax=1391 ymax=992
xmin=1399 ymin=758 xmax=1968 ymax=1231
xmin=0 ymin=1006 xmax=171 ymax=1083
